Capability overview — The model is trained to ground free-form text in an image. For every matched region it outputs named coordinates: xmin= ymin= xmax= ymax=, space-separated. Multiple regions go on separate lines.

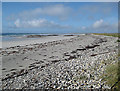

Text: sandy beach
xmin=1 ymin=35 xmax=76 ymax=76
xmin=2 ymin=35 xmax=75 ymax=48
xmin=1 ymin=34 xmax=118 ymax=89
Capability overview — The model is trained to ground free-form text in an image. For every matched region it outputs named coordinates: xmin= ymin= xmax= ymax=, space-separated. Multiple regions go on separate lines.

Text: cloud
xmin=14 ymin=19 xmax=20 ymax=27
xmin=92 ymin=19 xmax=117 ymax=32
xmin=33 ymin=4 xmax=71 ymax=17
xmin=14 ymin=18 xmax=71 ymax=29
xmin=93 ymin=19 xmax=103 ymax=28
xmin=81 ymin=26 xmax=86 ymax=30
xmin=79 ymin=19 xmax=118 ymax=33
xmin=9 ymin=4 xmax=72 ymax=21
xmin=92 ymin=19 xmax=118 ymax=31
xmin=5 ymin=3 xmax=117 ymax=33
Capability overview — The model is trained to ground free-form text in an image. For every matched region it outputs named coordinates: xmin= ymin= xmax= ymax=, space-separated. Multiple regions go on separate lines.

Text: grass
xmin=100 ymin=55 xmax=120 ymax=90
xmin=102 ymin=63 xmax=118 ymax=87
xmin=93 ymin=33 xmax=120 ymax=42
xmin=93 ymin=33 xmax=120 ymax=38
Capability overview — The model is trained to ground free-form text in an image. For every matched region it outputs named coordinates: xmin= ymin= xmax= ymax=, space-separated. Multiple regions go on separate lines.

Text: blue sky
xmin=0 ymin=1 xmax=1 ymax=33
xmin=2 ymin=2 xmax=118 ymax=33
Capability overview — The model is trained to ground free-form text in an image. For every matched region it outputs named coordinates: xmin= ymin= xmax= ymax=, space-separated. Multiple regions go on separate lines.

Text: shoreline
xmin=2 ymin=35 xmax=76 ymax=48
xmin=1 ymin=34 xmax=118 ymax=89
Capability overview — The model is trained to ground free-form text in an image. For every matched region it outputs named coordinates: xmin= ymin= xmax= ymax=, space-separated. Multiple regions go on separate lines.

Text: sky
xmin=2 ymin=2 xmax=118 ymax=33
xmin=0 ymin=1 xmax=1 ymax=33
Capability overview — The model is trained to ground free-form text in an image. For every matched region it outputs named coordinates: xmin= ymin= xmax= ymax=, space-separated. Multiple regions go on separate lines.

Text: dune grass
xmin=102 ymin=63 xmax=119 ymax=89
xmin=100 ymin=55 xmax=120 ymax=90
xmin=93 ymin=33 xmax=120 ymax=38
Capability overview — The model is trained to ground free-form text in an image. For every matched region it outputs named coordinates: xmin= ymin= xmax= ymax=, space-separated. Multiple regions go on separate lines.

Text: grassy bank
xmin=101 ymin=62 xmax=120 ymax=89
xmin=100 ymin=55 xmax=120 ymax=90
xmin=93 ymin=33 xmax=120 ymax=38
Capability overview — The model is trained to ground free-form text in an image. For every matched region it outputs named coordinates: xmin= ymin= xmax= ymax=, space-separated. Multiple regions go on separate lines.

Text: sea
xmin=1 ymin=33 xmax=86 ymax=42
xmin=1 ymin=33 xmax=57 ymax=41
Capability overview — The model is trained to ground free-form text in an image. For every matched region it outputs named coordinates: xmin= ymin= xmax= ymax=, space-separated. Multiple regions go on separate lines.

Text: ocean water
xmin=1 ymin=33 xmax=51 ymax=41
xmin=1 ymin=33 xmax=84 ymax=42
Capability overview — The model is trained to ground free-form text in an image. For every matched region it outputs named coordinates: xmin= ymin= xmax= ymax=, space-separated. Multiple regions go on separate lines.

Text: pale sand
xmin=2 ymin=35 xmax=77 ymax=77
xmin=2 ymin=36 xmax=75 ymax=48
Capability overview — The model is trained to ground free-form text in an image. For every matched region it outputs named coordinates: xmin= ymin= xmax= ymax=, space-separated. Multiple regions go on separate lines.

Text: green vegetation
xmin=100 ymin=55 xmax=120 ymax=90
xmin=101 ymin=63 xmax=119 ymax=88
xmin=93 ymin=33 xmax=120 ymax=42
xmin=93 ymin=33 xmax=120 ymax=38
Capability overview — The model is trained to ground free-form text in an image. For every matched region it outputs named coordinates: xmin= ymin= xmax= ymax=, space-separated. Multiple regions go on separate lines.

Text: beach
xmin=1 ymin=34 xmax=118 ymax=89
xmin=1 ymin=35 xmax=76 ymax=76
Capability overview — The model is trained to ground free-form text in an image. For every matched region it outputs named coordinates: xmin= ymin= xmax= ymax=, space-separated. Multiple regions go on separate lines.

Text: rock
xmin=26 ymin=35 xmax=43 ymax=38
xmin=41 ymin=65 xmax=45 ymax=68
xmin=85 ymin=45 xmax=99 ymax=49
xmin=71 ymin=50 xmax=77 ymax=53
xmin=68 ymin=55 xmax=76 ymax=60
xmin=76 ymin=48 xmax=86 ymax=51
xmin=51 ymin=60 xmax=60 ymax=63
xmin=94 ymin=38 xmax=107 ymax=44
